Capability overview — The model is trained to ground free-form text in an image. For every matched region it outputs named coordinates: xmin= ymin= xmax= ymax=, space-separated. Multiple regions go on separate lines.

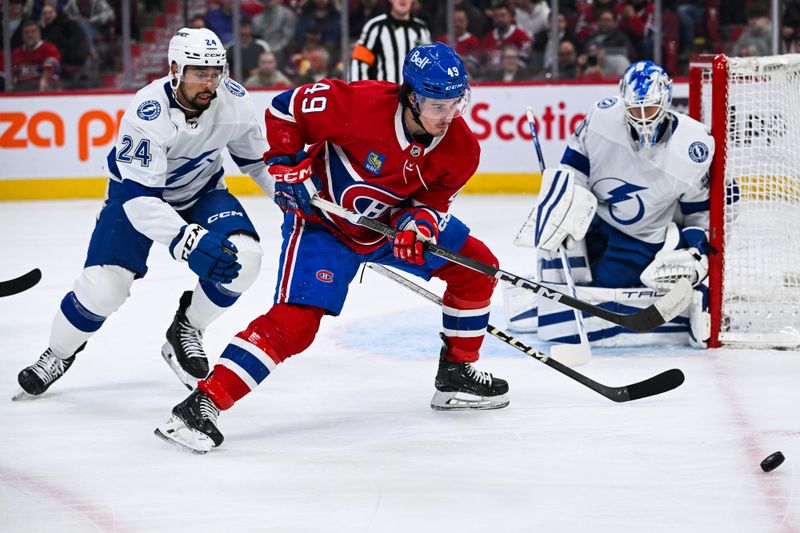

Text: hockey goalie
xmin=505 ymin=60 xmax=714 ymax=348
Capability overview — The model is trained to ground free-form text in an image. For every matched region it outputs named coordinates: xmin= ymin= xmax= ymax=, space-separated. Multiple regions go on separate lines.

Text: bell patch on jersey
xmin=137 ymin=100 xmax=162 ymax=121
xmin=688 ymin=141 xmax=709 ymax=163
xmin=224 ymin=79 xmax=246 ymax=97
xmin=364 ymin=151 xmax=385 ymax=174
xmin=597 ymin=97 xmax=617 ymax=109
xmin=316 ymin=270 xmax=334 ymax=283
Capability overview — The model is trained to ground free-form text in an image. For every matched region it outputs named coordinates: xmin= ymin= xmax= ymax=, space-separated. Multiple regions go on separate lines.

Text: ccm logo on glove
xmin=270 ymin=160 xmax=314 ymax=183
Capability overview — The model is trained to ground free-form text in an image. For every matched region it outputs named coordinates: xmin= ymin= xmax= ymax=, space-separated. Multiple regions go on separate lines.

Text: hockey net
xmin=689 ymin=54 xmax=800 ymax=348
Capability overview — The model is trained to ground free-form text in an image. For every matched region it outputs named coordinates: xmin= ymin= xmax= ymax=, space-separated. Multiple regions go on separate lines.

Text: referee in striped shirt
xmin=350 ymin=0 xmax=431 ymax=83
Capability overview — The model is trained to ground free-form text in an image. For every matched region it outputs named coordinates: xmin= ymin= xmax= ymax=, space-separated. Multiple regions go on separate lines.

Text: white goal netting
xmin=700 ymin=55 xmax=800 ymax=347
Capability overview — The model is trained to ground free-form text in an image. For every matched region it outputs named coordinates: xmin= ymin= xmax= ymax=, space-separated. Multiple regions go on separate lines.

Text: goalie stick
xmin=310 ymin=196 xmax=692 ymax=332
xmin=525 ymin=105 xmax=592 ymax=364
xmin=0 ymin=269 xmax=42 ymax=298
xmin=367 ymin=263 xmax=685 ymax=402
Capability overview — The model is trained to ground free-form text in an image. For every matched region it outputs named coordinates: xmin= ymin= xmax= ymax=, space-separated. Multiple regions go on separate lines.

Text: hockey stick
xmin=310 ymin=196 xmax=693 ymax=332
xmin=367 ymin=263 xmax=685 ymax=402
xmin=0 ymin=268 xmax=42 ymax=298
xmin=525 ymin=106 xmax=592 ymax=364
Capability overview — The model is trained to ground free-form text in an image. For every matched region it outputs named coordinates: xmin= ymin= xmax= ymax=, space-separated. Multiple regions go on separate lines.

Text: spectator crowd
xmin=3 ymin=0 xmax=800 ymax=92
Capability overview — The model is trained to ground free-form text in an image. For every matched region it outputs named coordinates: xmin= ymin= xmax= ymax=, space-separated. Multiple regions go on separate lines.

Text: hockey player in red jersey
xmin=155 ymin=42 xmax=509 ymax=454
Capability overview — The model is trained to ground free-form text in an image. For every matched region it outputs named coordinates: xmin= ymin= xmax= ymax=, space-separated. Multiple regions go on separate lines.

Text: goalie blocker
xmin=533 ymin=168 xmax=597 ymax=252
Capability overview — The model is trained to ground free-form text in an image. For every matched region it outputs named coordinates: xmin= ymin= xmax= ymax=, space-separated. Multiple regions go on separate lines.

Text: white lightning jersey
xmin=560 ymin=96 xmax=714 ymax=245
xmin=107 ymin=76 xmax=272 ymax=246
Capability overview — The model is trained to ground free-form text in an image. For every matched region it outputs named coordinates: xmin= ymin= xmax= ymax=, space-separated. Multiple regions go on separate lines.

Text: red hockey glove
xmin=392 ymin=208 xmax=439 ymax=265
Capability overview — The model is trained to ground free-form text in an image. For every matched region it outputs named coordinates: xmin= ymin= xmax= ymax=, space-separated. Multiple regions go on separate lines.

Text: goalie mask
xmin=619 ymin=60 xmax=673 ymax=149
xmin=402 ymin=42 xmax=471 ymax=121
xmin=168 ymin=28 xmax=228 ymax=93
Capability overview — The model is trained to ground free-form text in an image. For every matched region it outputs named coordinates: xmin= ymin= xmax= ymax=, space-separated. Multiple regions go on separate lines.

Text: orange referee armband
xmin=352 ymin=44 xmax=376 ymax=66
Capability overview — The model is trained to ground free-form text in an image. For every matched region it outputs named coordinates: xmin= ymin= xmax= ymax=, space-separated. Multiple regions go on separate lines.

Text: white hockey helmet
xmin=619 ymin=60 xmax=673 ymax=148
xmin=168 ymin=27 xmax=228 ymax=84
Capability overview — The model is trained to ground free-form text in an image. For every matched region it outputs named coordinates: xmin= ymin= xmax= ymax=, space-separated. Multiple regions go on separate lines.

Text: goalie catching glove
xmin=267 ymin=150 xmax=322 ymax=216
xmin=534 ymin=168 xmax=598 ymax=252
xmin=170 ymin=224 xmax=240 ymax=283
xmin=392 ymin=208 xmax=439 ymax=265
xmin=640 ymin=223 xmax=709 ymax=291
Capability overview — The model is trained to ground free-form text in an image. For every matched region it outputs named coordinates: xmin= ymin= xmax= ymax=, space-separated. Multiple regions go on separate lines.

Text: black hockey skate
xmin=13 ymin=343 xmax=85 ymax=400
xmin=154 ymin=389 xmax=224 ymax=454
xmin=162 ymin=291 xmax=209 ymax=389
xmin=431 ymin=337 xmax=509 ymax=411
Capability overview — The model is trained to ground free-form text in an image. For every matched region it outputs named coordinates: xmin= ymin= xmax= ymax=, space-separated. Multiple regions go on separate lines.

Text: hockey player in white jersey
xmin=14 ymin=28 xmax=273 ymax=398
xmin=506 ymin=60 xmax=714 ymax=347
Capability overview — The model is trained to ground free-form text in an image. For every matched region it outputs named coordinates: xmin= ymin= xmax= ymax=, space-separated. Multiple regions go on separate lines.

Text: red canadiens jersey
xmin=12 ymin=41 xmax=61 ymax=86
xmin=265 ymin=79 xmax=480 ymax=253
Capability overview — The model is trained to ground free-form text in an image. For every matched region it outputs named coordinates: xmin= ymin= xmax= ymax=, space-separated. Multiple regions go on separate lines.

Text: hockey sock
xmin=434 ymin=236 xmax=497 ymax=363
xmin=440 ymin=292 xmax=491 ymax=363
xmin=49 ymin=292 xmax=106 ymax=358
xmin=203 ymin=304 xmax=325 ymax=406
xmin=182 ymin=280 xmax=239 ymax=330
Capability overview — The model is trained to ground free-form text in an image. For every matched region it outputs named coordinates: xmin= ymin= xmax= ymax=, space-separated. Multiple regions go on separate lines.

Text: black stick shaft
xmin=311 ymin=196 xmax=691 ymax=333
xmin=367 ymin=263 xmax=684 ymax=403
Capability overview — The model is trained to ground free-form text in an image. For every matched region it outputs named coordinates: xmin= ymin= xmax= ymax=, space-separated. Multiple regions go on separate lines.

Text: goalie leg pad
xmin=688 ymin=286 xmax=710 ymax=349
xmin=538 ymin=241 xmax=593 ymax=285
xmin=537 ymin=284 xmax=693 ymax=347
xmin=502 ymin=282 xmax=538 ymax=333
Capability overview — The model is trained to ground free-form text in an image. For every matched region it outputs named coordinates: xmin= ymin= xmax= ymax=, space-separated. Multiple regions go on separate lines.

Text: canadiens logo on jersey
xmin=364 ymin=151 xmax=385 ymax=174
xmin=592 ymin=177 xmax=648 ymax=225
xmin=316 ymin=270 xmax=334 ymax=282
xmin=137 ymin=100 xmax=162 ymax=121
xmin=340 ymin=183 xmax=400 ymax=218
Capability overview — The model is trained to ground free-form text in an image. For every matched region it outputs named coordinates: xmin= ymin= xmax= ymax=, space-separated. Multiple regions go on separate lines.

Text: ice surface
xmin=1 ymin=196 xmax=799 ymax=533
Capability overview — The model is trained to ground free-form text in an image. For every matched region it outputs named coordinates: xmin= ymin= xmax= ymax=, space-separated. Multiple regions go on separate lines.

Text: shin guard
xmin=203 ymin=304 xmax=325 ymax=407
xmin=434 ymin=236 xmax=497 ymax=363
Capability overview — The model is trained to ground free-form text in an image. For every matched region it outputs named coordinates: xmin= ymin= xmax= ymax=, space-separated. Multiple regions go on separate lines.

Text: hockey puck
xmin=760 ymin=451 xmax=785 ymax=472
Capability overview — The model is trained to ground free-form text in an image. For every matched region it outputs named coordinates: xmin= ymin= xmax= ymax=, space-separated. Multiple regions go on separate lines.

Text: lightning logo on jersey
xmin=592 ymin=178 xmax=648 ymax=225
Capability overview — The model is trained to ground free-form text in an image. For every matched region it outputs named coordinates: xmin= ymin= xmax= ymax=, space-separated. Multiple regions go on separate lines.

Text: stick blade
xmin=0 ymin=268 xmax=42 ymax=297
xmin=622 ymin=368 xmax=685 ymax=402
xmin=653 ymin=278 xmax=694 ymax=323
xmin=549 ymin=344 xmax=591 ymax=367
xmin=622 ymin=279 xmax=694 ymax=332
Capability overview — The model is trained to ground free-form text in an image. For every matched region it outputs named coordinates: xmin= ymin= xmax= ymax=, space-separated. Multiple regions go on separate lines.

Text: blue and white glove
xmin=640 ymin=223 xmax=709 ymax=291
xmin=267 ymin=150 xmax=323 ymax=216
xmin=170 ymin=223 xmax=241 ymax=283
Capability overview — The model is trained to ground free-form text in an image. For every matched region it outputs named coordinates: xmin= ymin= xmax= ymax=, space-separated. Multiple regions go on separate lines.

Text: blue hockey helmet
xmin=619 ymin=60 xmax=673 ymax=148
xmin=402 ymin=42 xmax=470 ymax=119
xmin=402 ymin=42 xmax=468 ymax=99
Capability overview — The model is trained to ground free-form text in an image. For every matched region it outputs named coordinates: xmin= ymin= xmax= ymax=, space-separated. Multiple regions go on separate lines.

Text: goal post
xmin=689 ymin=54 xmax=800 ymax=348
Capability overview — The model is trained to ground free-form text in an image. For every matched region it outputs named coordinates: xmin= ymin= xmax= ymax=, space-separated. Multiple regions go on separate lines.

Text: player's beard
xmin=180 ymin=84 xmax=214 ymax=112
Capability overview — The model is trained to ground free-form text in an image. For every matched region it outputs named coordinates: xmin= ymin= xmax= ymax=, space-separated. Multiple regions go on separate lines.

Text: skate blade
xmin=11 ymin=387 xmax=39 ymax=401
xmin=154 ymin=416 xmax=214 ymax=454
xmin=430 ymin=391 xmax=510 ymax=411
xmin=161 ymin=343 xmax=200 ymax=391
